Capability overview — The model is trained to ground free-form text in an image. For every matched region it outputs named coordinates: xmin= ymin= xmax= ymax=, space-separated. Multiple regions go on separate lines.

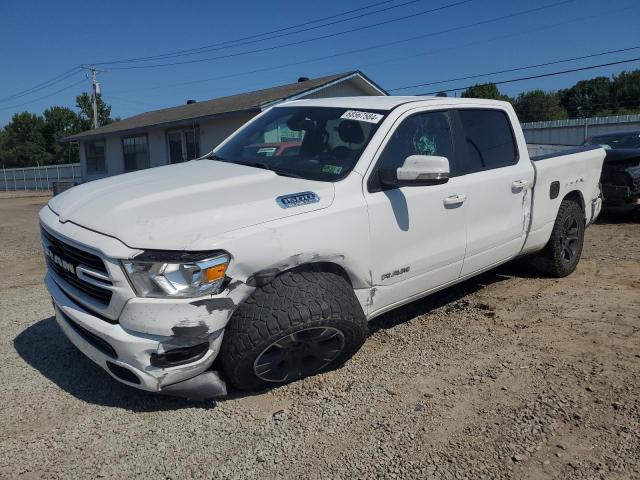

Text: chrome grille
xmin=41 ymin=227 xmax=113 ymax=306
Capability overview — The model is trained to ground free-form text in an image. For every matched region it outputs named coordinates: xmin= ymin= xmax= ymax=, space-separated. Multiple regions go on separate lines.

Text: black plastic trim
xmin=106 ymin=361 xmax=141 ymax=384
xmin=51 ymin=277 xmax=117 ymax=323
xmin=150 ymin=342 xmax=209 ymax=368
xmin=57 ymin=307 xmax=118 ymax=358
xmin=41 ymin=227 xmax=107 ymax=273
xmin=132 ymin=249 xmax=229 ymax=263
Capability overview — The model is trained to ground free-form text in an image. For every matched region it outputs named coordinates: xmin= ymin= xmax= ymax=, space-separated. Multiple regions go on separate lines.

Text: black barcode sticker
xmin=340 ymin=110 xmax=384 ymax=124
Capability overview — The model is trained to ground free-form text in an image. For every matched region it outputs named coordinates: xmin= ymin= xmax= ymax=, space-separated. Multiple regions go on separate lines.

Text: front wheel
xmin=528 ymin=198 xmax=585 ymax=277
xmin=220 ymin=270 xmax=368 ymax=391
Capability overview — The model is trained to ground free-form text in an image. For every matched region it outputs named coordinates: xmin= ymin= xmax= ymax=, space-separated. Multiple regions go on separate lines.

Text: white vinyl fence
xmin=1 ymin=163 xmax=81 ymax=191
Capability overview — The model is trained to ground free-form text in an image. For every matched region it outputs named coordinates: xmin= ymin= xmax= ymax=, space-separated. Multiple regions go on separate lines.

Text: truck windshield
xmin=206 ymin=106 xmax=386 ymax=181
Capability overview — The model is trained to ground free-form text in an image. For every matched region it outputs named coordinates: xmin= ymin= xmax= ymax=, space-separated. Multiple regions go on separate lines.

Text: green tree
xmin=514 ymin=90 xmax=568 ymax=122
xmin=0 ymin=112 xmax=51 ymax=168
xmin=42 ymin=106 xmax=82 ymax=164
xmin=558 ymin=76 xmax=612 ymax=118
xmin=75 ymin=92 xmax=114 ymax=129
xmin=611 ymin=70 xmax=640 ymax=113
xmin=0 ymin=92 xmax=117 ymax=168
xmin=461 ymin=83 xmax=512 ymax=102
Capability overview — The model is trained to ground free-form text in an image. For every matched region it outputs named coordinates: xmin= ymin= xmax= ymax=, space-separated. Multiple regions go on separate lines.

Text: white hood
xmin=48 ymin=160 xmax=334 ymax=251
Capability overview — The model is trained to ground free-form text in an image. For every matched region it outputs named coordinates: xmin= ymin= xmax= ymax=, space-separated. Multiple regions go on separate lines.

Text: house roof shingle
xmin=64 ymin=71 xmax=380 ymax=141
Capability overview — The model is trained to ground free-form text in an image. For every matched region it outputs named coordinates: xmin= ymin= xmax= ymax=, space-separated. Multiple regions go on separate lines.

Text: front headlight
xmin=122 ymin=252 xmax=230 ymax=298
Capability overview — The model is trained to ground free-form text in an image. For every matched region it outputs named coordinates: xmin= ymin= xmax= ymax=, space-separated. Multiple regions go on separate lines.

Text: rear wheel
xmin=220 ymin=270 xmax=368 ymax=391
xmin=529 ymin=199 xmax=585 ymax=277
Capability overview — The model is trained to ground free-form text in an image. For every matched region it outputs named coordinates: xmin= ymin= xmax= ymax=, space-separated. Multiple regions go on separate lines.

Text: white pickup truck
xmin=40 ymin=96 xmax=605 ymax=399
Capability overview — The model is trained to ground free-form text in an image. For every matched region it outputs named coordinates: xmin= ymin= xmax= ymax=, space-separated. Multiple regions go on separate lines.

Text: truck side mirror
xmin=380 ymin=155 xmax=450 ymax=187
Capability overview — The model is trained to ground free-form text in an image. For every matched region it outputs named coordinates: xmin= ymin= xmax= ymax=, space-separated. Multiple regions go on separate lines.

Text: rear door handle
xmin=511 ymin=179 xmax=529 ymax=192
xmin=443 ymin=194 xmax=466 ymax=208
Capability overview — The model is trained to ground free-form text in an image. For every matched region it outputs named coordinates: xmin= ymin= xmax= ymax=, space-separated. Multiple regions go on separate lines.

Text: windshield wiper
xmin=203 ymin=153 xmax=225 ymax=161
xmin=270 ymin=169 xmax=304 ymax=179
xmin=228 ymin=160 xmax=305 ymax=179
xmin=204 ymin=156 xmax=304 ymax=179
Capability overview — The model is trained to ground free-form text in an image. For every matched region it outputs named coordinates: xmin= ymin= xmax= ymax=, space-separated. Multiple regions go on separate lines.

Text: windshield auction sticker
xmin=322 ymin=164 xmax=343 ymax=174
xmin=340 ymin=110 xmax=384 ymax=124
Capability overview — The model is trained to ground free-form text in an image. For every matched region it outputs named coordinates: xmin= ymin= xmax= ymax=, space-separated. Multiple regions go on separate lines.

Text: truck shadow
xmin=369 ymin=261 xmax=536 ymax=333
xmin=14 ymin=261 xmax=540 ymax=410
xmin=595 ymin=209 xmax=640 ymax=224
xmin=13 ymin=317 xmax=216 ymax=412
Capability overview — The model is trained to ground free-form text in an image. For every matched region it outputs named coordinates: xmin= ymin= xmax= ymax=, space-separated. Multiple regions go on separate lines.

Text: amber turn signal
xmin=203 ymin=263 xmax=228 ymax=283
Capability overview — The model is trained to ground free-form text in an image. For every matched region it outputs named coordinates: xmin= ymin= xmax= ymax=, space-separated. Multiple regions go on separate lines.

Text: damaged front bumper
xmin=38 ymin=205 xmax=260 ymax=400
xmin=46 ymin=273 xmax=235 ymax=400
xmin=601 ymin=150 xmax=640 ymax=210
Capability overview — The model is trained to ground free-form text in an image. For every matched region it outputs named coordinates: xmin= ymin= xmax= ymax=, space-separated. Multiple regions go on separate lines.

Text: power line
xmin=0 ymin=67 xmax=82 ymax=104
xmin=389 ymin=46 xmax=640 ymax=92
xmin=90 ymin=0 xmax=411 ymax=64
xmin=0 ymin=0 xmax=598 ymax=108
xmin=352 ymin=4 xmax=640 ymax=72
xmin=2 ymin=2 xmax=427 ymax=104
xmin=93 ymin=0 xmax=427 ymax=65
xmin=304 ymin=4 xmax=640 ymax=90
xmin=103 ymin=95 xmax=168 ymax=109
xmin=107 ymin=0 xmax=476 ymax=70
xmin=416 ymin=57 xmax=640 ymax=95
xmin=112 ymin=2 xmax=588 ymax=93
xmin=527 ymin=98 xmax=640 ymax=112
xmin=0 ymin=0 xmax=624 ymax=117
xmin=0 ymin=77 xmax=87 ymax=111
xmin=500 ymin=99 xmax=640 ymax=123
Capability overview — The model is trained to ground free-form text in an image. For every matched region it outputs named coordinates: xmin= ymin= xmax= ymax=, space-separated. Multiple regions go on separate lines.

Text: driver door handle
xmin=443 ymin=194 xmax=466 ymax=208
xmin=511 ymin=179 xmax=529 ymax=192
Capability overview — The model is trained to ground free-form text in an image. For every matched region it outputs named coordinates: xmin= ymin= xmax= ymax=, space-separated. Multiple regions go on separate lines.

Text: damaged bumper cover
xmin=601 ymin=149 xmax=640 ymax=208
xmin=45 ymin=273 xmax=250 ymax=399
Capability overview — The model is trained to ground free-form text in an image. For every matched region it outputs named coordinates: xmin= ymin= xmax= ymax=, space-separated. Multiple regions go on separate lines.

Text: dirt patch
xmin=0 ymin=197 xmax=638 ymax=479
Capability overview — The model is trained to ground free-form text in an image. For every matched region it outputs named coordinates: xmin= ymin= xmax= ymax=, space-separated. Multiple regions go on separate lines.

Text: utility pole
xmin=91 ymin=67 xmax=99 ymax=129
xmin=81 ymin=65 xmax=104 ymax=128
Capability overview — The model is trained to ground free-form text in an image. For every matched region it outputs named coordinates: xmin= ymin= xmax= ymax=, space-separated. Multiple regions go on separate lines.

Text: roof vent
xmin=297 ymin=77 xmax=310 ymax=83
xmin=186 ymin=99 xmax=197 ymax=104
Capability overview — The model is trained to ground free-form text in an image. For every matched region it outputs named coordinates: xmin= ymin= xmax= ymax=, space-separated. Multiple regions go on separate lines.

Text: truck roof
xmin=281 ymin=95 xmax=512 ymax=111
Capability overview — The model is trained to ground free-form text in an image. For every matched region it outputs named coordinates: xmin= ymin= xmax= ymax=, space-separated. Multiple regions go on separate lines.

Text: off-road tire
xmin=528 ymin=199 xmax=585 ymax=278
xmin=220 ymin=270 xmax=368 ymax=391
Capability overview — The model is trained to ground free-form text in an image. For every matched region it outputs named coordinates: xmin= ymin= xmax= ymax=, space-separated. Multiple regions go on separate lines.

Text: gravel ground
xmin=1 ymin=196 xmax=638 ymax=479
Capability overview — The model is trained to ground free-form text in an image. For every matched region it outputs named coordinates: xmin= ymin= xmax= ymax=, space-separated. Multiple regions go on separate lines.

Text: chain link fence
xmin=1 ymin=163 xmax=81 ymax=191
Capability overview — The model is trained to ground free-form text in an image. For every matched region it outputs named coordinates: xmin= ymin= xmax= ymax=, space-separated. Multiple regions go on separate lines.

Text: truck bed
xmin=522 ymin=146 xmax=606 ymax=255
xmin=530 ymin=144 xmax=602 ymax=162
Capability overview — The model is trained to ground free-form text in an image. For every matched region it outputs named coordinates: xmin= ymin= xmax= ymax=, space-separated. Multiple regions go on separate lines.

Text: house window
xmin=167 ymin=128 xmax=199 ymax=164
xmin=85 ymin=140 xmax=106 ymax=173
xmin=122 ymin=135 xmax=149 ymax=172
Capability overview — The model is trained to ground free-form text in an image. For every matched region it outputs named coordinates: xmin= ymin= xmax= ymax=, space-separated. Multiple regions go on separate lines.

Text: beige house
xmin=63 ymin=71 xmax=387 ymax=182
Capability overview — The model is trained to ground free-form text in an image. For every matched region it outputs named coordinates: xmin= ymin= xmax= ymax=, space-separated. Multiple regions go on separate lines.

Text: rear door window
xmin=455 ymin=109 xmax=518 ymax=175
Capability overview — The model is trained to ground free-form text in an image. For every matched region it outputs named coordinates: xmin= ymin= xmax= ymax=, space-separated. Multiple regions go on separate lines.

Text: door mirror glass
xmin=381 ymin=155 xmax=449 ymax=187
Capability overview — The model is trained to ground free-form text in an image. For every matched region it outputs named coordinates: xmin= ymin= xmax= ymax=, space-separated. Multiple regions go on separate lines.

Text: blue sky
xmin=0 ymin=0 xmax=639 ymax=126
